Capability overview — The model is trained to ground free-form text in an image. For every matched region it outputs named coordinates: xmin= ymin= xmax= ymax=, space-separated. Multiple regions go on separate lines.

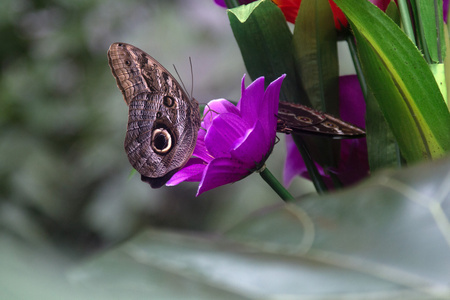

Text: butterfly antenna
xmin=189 ymin=57 xmax=194 ymax=99
xmin=173 ymin=64 xmax=191 ymax=99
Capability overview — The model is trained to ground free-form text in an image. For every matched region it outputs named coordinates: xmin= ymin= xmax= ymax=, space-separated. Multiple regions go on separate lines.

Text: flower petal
xmin=214 ymin=0 xmax=256 ymax=7
xmin=202 ymin=99 xmax=240 ymax=130
xmin=238 ymin=75 xmax=266 ymax=126
xmin=197 ymin=157 xmax=251 ymax=196
xmin=328 ymin=0 xmax=348 ymax=30
xmin=193 ymin=135 xmax=213 ymax=163
xmin=283 ymin=135 xmax=329 ymax=187
xmin=272 ymin=0 xmax=300 ymax=23
xmin=339 ymin=75 xmax=366 ymax=128
xmin=166 ymin=158 xmax=206 ymax=186
xmin=166 ymin=74 xmax=286 ymax=195
xmin=260 ymin=74 xmax=286 ymax=139
xmin=335 ymin=138 xmax=369 ymax=186
xmin=205 ymin=112 xmax=249 ymax=158
xmin=230 ymin=120 xmax=272 ymax=168
xmin=214 ymin=0 xmax=226 ymax=7
xmin=283 ymin=75 xmax=369 ymax=188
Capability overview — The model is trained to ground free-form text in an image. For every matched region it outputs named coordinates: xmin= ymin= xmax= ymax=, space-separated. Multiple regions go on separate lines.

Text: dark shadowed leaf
xmin=292 ymin=0 xmax=341 ymax=169
xmin=227 ymin=0 xmax=306 ymax=102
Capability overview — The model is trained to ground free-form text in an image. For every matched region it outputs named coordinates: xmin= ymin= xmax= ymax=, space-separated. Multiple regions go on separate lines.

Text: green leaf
xmin=333 ymin=0 xmax=450 ymax=162
xmin=291 ymin=0 xmax=341 ymax=171
xmin=293 ymin=0 xmax=339 ymax=113
xmin=70 ymin=156 xmax=450 ymax=298
xmin=445 ymin=24 xmax=450 ymax=105
xmin=415 ymin=0 xmax=445 ymax=64
xmin=385 ymin=0 xmax=401 ymax=25
xmin=227 ymin=0 xmax=307 ymax=102
xmin=365 ymin=90 xmax=401 ymax=171
xmin=414 ymin=0 xmax=447 ymax=100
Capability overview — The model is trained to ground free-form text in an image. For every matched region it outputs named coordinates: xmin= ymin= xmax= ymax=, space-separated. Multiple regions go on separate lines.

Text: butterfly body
xmin=108 ymin=42 xmax=201 ymax=188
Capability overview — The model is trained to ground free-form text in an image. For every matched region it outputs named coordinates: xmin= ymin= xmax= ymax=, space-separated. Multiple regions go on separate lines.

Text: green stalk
xmin=397 ymin=0 xmax=416 ymax=44
xmin=346 ymin=34 xmax=368 ymax=98
xmin=434 ymin=0 xmax=443 ymax=63
xmin=259 ymin=167 xmax=295 ymax=202
xmin=413 ymin=0 xmax=432 ymax=63
xmin=292 ymin=135 xmax=328 ymax=194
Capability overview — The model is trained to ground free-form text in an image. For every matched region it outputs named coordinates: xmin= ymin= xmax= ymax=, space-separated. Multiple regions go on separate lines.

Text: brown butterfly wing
xmin=277 ymin=102 xmax=365 ymax=139
xmin=108 ymin=43 xmax=201 ymax=188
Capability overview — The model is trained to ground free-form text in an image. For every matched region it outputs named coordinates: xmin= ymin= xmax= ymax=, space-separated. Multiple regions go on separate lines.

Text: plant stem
xmin=397 ymin=0 xmax=417 ymax=44
xmin=434 ymin=0 xmax=443 ymax=63
xmin=346 ymin=34 xmax=367 ymax=99
xmin=292 ymin=135 xmax=328 ymax=194
xmin=259 ymin=167 xmax=295 ymax=202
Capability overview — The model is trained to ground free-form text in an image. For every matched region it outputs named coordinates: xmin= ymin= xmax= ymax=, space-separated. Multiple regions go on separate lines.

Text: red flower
xmin=273 ymin=0 xmax=395 ymax=30
xmin=271 ymin=0 xmax=301 ymax=25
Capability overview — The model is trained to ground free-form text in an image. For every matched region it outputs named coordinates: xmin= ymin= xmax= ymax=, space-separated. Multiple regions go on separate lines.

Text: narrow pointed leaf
xmin=293 ymin=0 xmax=339 ymax=113
xmin=445 ymin=24 xmax=450 ymax=105
xmin=416 ymin=0 xmax=445 ymax=63
xmin=292 ymin=0 xmax=340 ymax=169
xmin=385 ymin=0 xmax=401 ymax=25
xmin=365 ymin=90 xmax=401 ymax=171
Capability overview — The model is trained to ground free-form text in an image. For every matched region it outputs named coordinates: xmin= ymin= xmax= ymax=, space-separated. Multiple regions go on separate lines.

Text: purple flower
xmin=214 ymin=0 xmax=256 ymax=8
xmin=444 ymin=0 xmax=449 ymax=23
xmin=167 ymin=74 xmax=286 ymax=196
xmin=283 ymin=75 xmax=369 ymax=188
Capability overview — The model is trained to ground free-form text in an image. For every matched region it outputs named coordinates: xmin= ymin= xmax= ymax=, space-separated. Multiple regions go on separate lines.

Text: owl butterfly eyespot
xmin=107 ymin=42 xmax=201 ymax=188
xmin=276 ymin=101 xmax=365 ymax=139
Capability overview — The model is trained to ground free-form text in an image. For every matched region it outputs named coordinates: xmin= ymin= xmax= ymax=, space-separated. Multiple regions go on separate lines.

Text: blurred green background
xmin=0 ymin=0 xmax=313 ymax=259
xmin=3 ymin=1 xmax=450 ymax=299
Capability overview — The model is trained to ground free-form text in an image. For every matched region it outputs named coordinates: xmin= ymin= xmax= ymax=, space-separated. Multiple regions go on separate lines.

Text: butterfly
xmin=107 ymin=42 xmax=201 ymax=188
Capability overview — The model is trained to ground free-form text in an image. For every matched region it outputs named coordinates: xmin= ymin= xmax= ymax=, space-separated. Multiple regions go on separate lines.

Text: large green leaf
xmin=67 ymin=156 xmax=450 ymax=299
xmin=333 ymin=0 xmax=450 ymax=162
xmin=5 ymin=157 xmax=450 ymax=299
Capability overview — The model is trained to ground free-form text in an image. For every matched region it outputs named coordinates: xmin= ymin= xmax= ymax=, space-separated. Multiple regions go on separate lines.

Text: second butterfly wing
xmin=277 ymin=102 xmax=365 ymax=139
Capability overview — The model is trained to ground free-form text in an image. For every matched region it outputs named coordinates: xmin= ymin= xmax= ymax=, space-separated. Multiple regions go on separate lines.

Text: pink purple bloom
xmin=214 ymin=0 xmax=256 ymax=8
xmin=283 ymin=75 xmax=369 ymax=188
xmin=167 ymin=74 xmax=286 ymax=196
